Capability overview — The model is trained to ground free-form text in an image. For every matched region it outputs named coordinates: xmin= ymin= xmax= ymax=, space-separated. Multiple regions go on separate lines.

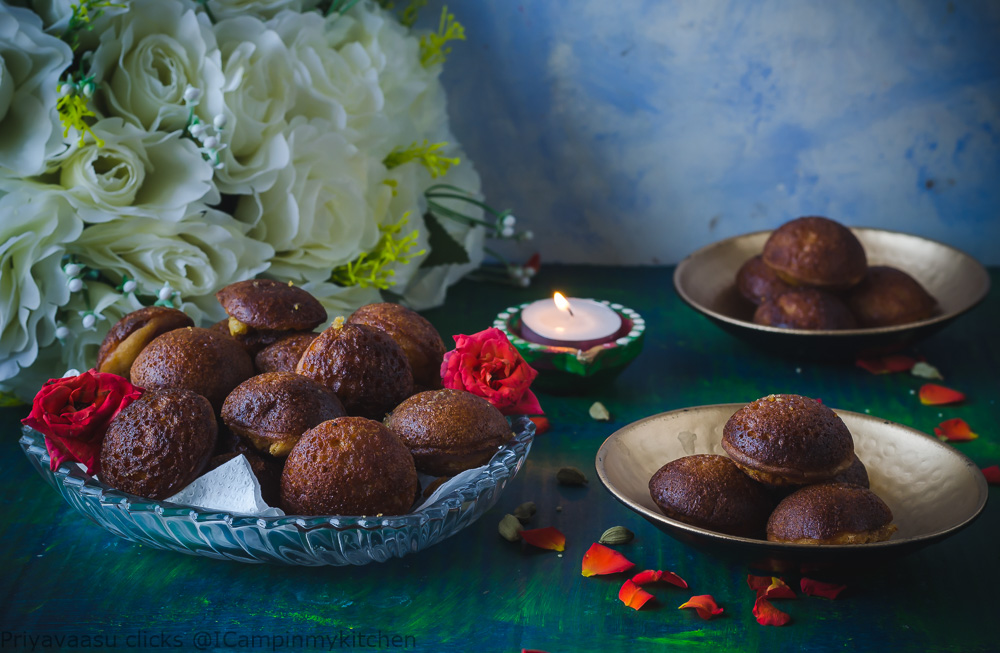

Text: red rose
xmin=21 ymin=369 xmax=143 ymax=475
xmin=441 ymin=327 xmax=543 ymax=416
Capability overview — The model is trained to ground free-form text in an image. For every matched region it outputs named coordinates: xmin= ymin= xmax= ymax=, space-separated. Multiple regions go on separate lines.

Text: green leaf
xmin=420 ymin=211 xmax=471 ymax=268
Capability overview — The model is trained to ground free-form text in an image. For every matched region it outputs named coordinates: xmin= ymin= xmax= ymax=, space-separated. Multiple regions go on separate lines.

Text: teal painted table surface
xmin=2 ymin=266 xmax=998 ymax=653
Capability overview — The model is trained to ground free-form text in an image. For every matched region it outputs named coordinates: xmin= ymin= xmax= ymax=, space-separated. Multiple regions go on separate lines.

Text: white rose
xmin=0 ymin=6 xmax=73 ymax=176
xmin=212 ymin=14 xmax=299 ymax=194
xmin=0 ymin=191 xmax=83 ymax=385
xmin=208 ymin=0 xmax=322 ymax=21
xmin=3 ymin=117 xmax=217 ymax=223
xmin=70 ymin=207 xmax=274 ymax=300
xmin=90 ymin=0 xmax=224 ymax=133
xmin=235 ymin=118 xmax=378 ymax=283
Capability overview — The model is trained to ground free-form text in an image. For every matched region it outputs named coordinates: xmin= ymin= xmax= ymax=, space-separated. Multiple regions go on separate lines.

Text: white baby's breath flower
xmin=69 ymin=207 xmax=274 ymax=300
xmin=212 ymin=14 xmax=299 ymax=195
xmin=90 ymin=0 xmax=224 ymax=133
xmin=0 ymin=191 xmax=83 ymax=385
xmin=0 ymin=6 xmax=73 ymax=176
xmin=235 ymin=118 xmax=378 ymax=283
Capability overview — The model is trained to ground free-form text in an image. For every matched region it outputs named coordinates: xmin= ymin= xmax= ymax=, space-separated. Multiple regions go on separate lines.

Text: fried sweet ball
xmin=648 ymin=454 xmax=774 ymax=538
xmin=766 ymin=483 xmax=897 ymax=544
xmin=296 ymin=321 xmax=413 ymax=420
xmin=99 ymin=389 xmax=217 ymax=499
xmin=753 ymin=288 xmax=858 ymax=330
xmin=843 ymin=266 xmax=937 ymax=328
xmin=96 ymin=307 xmax=194 ymax=379
xmin=385 ymin=389 xmax=513 ymax=476
xmin=130 ymin=327 xmax=254 ymax=413
xmin=721 ymin=394 xmax=855 ymax=487
xmin=222 ymin=372 xmax=346 ymax=457
xmin=762 ymin=216 xmax=867 ymax=288
xmin=254 ymin=332 xmax=317 ymax=374
xmin=215 ymin=279 xmax=326 ymax=354
xmin=347 ymin=303 xmax=446 ymax=391
xmin=281 ymin=417 xmax=418 ymax=516
xmin=735 ymin=255 xmax=793 ymax=306
xmin=831 ymin=453 xmax=870 ymax=488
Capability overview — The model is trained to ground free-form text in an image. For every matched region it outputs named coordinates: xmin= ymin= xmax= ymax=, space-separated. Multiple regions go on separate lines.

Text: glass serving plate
xmin=20 ymin=417 xmax=534 ymax=566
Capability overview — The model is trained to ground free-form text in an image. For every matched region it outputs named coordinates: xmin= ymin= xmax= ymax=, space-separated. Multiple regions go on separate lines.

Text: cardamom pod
xmin=513 ymin=501 xmax=537 ymax=523
xmin=557 ymin=466 xmax=589 ymax=486
xmin=599 ymin=526 xmax=635 ymax=545
xmin=498 ymin=514 xmax=523 ymax=542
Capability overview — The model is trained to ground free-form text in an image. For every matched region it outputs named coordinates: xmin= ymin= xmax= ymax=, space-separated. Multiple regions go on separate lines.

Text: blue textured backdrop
xmin=421 ymin=0 xmax=1000 ymax=265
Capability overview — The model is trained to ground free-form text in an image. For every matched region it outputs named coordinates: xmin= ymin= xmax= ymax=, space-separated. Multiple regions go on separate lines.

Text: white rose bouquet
xmin=0 ymin=0 xmax=532 ymax=403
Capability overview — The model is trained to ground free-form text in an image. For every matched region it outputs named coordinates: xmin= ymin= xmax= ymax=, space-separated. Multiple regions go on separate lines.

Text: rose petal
xmin=981 ymin=465 xmax=1000 ymax=485
xmin=581 ymin=543 xmax=635 ymax=577
xmin=934 ymin=418 xmax=978 ymax=442
xmin=632 ymin=569 xmax=688 ymax=588
xmin=746 ymin=575 xmax=771 ymax=592
xmin=753 ymin=596 xmax=792 ymax=626
xmin=678 ymin=595 xmax=724 ymax=620
xmin=800 ymin=578 xmax=847 ymax=599
xmin=856 ymin=355 xmax=916 ymax=375
xmin=919 ymin=383 xmax=965 ymax=406
xmin=529 ymin=416 xmax=551 ymax=434
xmin=519 ymin=526 xmax=565 ymax=552
xmin=618 ymin=579 xmax=655 ymax=610
xmin=746 ymin=575 xmax=796 ymax=599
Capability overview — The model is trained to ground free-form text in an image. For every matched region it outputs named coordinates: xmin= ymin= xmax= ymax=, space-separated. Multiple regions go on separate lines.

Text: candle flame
xmin=553 ymin=292 xmax=574 ymax=316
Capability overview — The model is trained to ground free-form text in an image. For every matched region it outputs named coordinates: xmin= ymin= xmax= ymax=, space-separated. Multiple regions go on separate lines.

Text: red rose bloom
xmin=441 ymin=327 xmax=543 ymax=416
xmin=21 ymin=369 xmax=143 ymax=475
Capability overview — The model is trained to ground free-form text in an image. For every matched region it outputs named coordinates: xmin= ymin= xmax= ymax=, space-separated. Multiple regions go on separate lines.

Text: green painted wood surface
xmin=1 ymin=265 xmax=997 ymax=653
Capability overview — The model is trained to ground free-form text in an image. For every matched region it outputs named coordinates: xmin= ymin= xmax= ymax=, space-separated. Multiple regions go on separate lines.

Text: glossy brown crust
xmin=766 ymin=483 xmax=897 ymax=544
xmin=347 ymin=303 xmax=446 ymax=391
xmin=296 ymin=322 xmax=413 ymax=420
xmin=221 ymin=372 xmax=346 ymax=457
xmin=216 ymin=279 xmax=326 ymax=331
xmin=721 ymin=394 xmax=854 ymax=485
xmin=648 ymin=454 xmax=774 ymax=538
xmin=753 ymin=288 xmax=858 ymax=330
xmin=762 ymin=216 xmax=867 ymax=288
xmin=130 ymin=327 xmax=254 ymax=413
xmin=96 ymin=307 xmax=194 ymax=379
xmin=385 ymin=389 xmax=513 ymax=476
xmin=735 ymin=255 xmax=793 ymax=306
xmin=280 ymin=416 xmax=418 ymax=516
xmin=843 ymin=266 xmax=937 ymax=328
xmin=99 ymin=389 xmax=217 ymax=499
xmin=832 ymin=453 xmax=870 ymax=488
xmin=254 ymin=332 xmax=317 ymax=373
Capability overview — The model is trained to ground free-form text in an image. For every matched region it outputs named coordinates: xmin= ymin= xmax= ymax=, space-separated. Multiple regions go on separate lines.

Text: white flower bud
xmin=202 ymin=136 xmax=219 ymax=150
xmin=57 ymin=82 xmax=74 ymax=98
xmin=502 ymin=214 xmax=516 ymax=227
xmin=213 ymin=114 xmax=228 ymax=130
xmin=64 ymin=263 xmax=83 ymax=277
xmin=524 ymin=267 xmax=537 ymax=278
xmin=82 ymin=314 xmax=96 ymax=329
xmin=122 ymin=280 xmax=137 ymax=293
xmin=82 ymin=82 xmax=95 ymax=98
xmin=67 ymin=278 xmax=84 ymax=293
xmin=189 ymin=123 xmax=207 ymax=138
xmin=523 ymin=230 xmax=534 ymax=241
xmin=183 ymin=86 xmax=202 ymax=103
xmin=501 ymin=226 xmax=515 ymax=238
xmin=55 ymin=326 xmax=70 ymax=340
xmin=518 ymin=276 xmax=531 ymax=287
xmin=157 ymin=285 xmax=173 ymax=301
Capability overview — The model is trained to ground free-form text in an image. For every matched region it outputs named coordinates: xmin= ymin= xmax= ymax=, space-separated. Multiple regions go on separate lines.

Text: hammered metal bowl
xmin=596 ymin=404 xmax=988 ymax=570
xmin=673 ymin=228 xmax=990 ymax=359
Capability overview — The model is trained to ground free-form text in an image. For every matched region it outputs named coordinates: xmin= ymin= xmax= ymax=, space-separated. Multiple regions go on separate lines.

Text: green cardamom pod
xmin=512 ymin=501 xmax=537 ymax=523
xmin=498 ymin=514 xmax=523 ymax=542
xmin=557 ymin=466 xmax=589 ymax=486
xmin=599 ymin=526 xmax=635 ymax=545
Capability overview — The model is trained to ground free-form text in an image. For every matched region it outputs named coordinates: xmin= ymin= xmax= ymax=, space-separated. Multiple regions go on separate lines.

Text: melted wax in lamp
xmin=520 ymin=293 xmax=624 ymax=350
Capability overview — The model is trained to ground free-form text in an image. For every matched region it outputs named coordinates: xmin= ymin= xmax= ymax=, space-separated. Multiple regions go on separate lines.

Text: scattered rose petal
xmin=519 ymin=527 xmax=565 ymax=552
xmin=746 ymin=575 xmax=796 ymax=599
xmin=581 ymin=543 xmax=634 ymax=577
xmin=982 ymin=465 xmax=1000 ymax=485
xmin=529 ymin=416 xmax=551 ymax=434
xmin=746 ymin=575 xmax=771 ymax=592
xmin=911 ymin=361 xmax=943 ymax=380
xmin=619 ymin=579 xmax=655 ymax=610
xmin=753 ymin=596 xmax=792 ymax=626
xmin=856 ymin=355 xmax=916 ymax=375
xmin=800 ymin=578 xmax=847 ymax=599
xmin=631 ymin=569 xmax=689 ymax=588
xmin=589 ymin=401 xmax=611 ymax=421
xmin=934 ymin=418 xmax=978 ymax=442
xmin=919 ymin=384 xmax=965 ymax=406
xmin=678 ymin=595 xmax=724 ymax=620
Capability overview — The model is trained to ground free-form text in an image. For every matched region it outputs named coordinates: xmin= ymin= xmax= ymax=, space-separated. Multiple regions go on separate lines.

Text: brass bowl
xmin=673 ymin=228 xmax=990 ymax=359
xmin=595 ymin=404 xmax=989 ymax=571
